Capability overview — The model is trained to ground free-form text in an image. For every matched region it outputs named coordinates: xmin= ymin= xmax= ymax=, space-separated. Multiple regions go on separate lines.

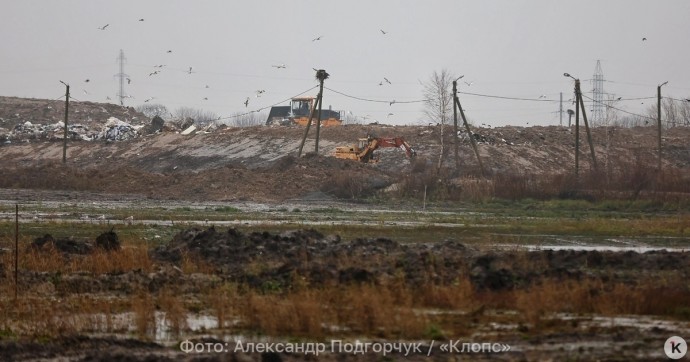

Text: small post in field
xmin=15 ymin=204 xmax=19 ymax=301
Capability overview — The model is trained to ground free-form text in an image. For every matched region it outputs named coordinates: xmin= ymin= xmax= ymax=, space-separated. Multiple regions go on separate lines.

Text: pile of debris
xmin=4 ymin=117 xmax=143 ymax=143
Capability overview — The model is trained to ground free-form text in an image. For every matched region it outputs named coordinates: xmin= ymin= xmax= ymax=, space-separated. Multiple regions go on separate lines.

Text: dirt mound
xmin=31 ymin=230 xmax=121 ymax=254
xmin=152 ymin=227 xmax=690 ymax=291
xmin=152 ymin=227 xmax=452 ymax=287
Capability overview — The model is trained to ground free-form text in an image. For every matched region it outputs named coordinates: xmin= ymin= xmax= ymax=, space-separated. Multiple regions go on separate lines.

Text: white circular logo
xmin=665 ymin=336 xmax=687 ymax=359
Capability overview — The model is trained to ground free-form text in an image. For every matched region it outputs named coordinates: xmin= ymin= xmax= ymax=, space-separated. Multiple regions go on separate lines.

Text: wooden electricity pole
xmin=574 ymin=83 xmax=580 ymax=177
xmin=576 ymin=81 xmax=598 ymax=171
xmin=298 ymin=69 xmax=329 ymax=157
xmin=657 ymin=81 xmax=668 ymax=171
xmin=454 ymin=94 xmax=485 ymax=177
xmin=60 ymin=81 xmax=70 ymax=164
xmin=452 ymin=80 xmax=460 ymax=169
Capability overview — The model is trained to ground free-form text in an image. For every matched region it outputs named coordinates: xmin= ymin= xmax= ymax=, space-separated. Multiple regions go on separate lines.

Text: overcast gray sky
xmin=2 ymin=0 xmax=689 ymax=126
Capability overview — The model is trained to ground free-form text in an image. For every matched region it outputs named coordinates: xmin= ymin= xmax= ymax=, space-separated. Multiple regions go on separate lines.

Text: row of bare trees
xmin=135 ymin=103 xmax=264 ymax=128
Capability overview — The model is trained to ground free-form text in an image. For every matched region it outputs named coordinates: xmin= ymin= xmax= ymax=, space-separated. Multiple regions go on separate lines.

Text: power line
xmin=580 ymin=94 xmax=655 ymax=121
xmin=215 ymin=85 xmax=319 ymax=122
xmin=324 ymin=87 xmax=428 ymax=104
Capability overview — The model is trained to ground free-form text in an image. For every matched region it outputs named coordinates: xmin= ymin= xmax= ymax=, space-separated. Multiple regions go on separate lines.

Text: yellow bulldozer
xmin=265 ymin=97 xmax=342 ymax=127
xmin=335 ymin=136 xmax=416 ymax=163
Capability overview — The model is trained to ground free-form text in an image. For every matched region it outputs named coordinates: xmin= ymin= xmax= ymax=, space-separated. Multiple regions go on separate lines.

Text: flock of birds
xmin=87 ymin=23 xmax=410 ymax=113
xmin=87 ymin=21 xmax=663 ymax=120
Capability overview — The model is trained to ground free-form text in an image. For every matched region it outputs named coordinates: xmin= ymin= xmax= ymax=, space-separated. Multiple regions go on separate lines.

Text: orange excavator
xmin=335 ymin=135 xmax=416 ymax=163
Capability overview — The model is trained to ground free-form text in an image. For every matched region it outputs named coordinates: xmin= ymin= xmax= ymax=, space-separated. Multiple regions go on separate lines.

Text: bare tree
xmin=173 ymin=107 xmax=218 ymax=126
xmin=423 ymin=69 xmax=456 ymax=171
xmin=135 ymin=103 xmax=170 ymax=119
xmin=220 ymin=112 xmax=266 ymax=127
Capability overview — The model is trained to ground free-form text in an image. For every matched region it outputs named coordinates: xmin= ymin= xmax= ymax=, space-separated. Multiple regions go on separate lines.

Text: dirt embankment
xmin=0 ymin=97 xmax=689 ymax=202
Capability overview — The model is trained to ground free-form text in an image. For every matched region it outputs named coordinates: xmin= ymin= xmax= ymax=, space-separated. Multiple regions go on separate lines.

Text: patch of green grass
xmin=214 ymin=206 xmax=241 ymax=213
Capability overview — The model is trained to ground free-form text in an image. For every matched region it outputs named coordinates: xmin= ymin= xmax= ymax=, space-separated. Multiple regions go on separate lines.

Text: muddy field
xmin=1 ymin=222 xmax=689 ymax=361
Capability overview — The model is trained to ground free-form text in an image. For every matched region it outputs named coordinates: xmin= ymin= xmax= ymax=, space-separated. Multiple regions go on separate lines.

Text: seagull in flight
xmin=617 ymin=97 xmax=622 ymax=100
xmin=272 ymin=64 xmax=286 ymax=69
xmin=380 ymin=29 xmax=387 ymax=35
xmin=98 ymin=24 xmax=109 ymax=30
xmin=127 ymin=78 xmax=131 ymax=84
xmin=312 ymin=35 xmax=323 ymax=42
xmin=84 ymin=79 xmax=90 ymax=83
xmin=389 ymin=100 xmax=396 ymax=106
xmin=144 ymin=97 xmax=155 ymax=103
xmin=138 ymin=18 xmax=144 ymax=22
xmin=166 ymin=50 xmax=172 ymax=53
xmin=538 ymin=94 xmax=546 ymax=99
xmin=642 ymin=37 xmax=647 ymax=41
xmin=255 ymin=90 xmax=265 ymax=97
xmin=149 ymin=71 xmax=159 ymax=76
xmin=464 ymin=81 xmax=474 ymax=86
xmin=187 ymin=66 xmax=193 ymax=74
xmin=244 ymin=97 xmax=250 ymax=107
xmin=384 ymin=77 xmax=391 ymax=84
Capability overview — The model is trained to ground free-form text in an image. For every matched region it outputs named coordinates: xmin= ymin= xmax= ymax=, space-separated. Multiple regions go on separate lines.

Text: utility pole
xmin=452 ymin=78 xmax=460 ymax=169
xmin=565 ymin=74 xmax=581 ymax=177
xmin=314 ymin=70 xmax=328 ymax=154
xmin=657 ymin=81 xmax=668 ymax=171
xmin=298 ymin=69 xmax=329 ymax=157
xmin=558 ymin=92 xmax=563 ymax=127
xmin=454 ymin=93 xmax=484 ymax=177
xmin=577 ymin=82 xmax=598 ymax=171
xmin=565 ymin=73 xmax=598 ymax=175
xmin=60 ymin=81 xmax=70 ymax=164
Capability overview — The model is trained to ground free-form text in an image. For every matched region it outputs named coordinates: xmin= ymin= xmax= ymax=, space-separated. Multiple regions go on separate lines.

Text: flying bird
xmin=255 ymin=90 xmax=265 ymax=97
xmin=272 ymin=64 xmax=286 ymax=69
xmin=149 ymin=71 xmax=159 ymax=76
xmin=617 ymin=97 xmax=622 ymax=100
xmin=82 ymin=89 xmax=89 ymax=95
xmin=380 ymin=29 xmax=387 ymax=35
xmin=384 ymin=77 xmax=391 ymax=84
xmin=538 ymin=94 xmax=546 ymax=99
xmin=84 ymin=79 xmax=90 ymax=83
xmin=106 ymin=96 xmax=111 ymax=100
xmin=378 ymin=82 xmax=383 ymax=86
xmin=166 ymin=50 xmax=172 ymax=53
xmin=154 ymin=64 xmax=165 ymax=68
xmin=244 ymin=97 xmax=249 ymax=107
xmin=685 ymin=98 xmax=690 ymax=102
xmin=205 ymin=85 xmax=210 ymax=88
xmin=312 ymin=35 xmax=323 ymax=42
xmin=203 ymin=97 xmax=208 ymax=101
xmin=389 ymin=100 xmax=396 ymax=106
xmin=188 ymin=67 xmax=193 ymax=74
xmin=144 ymin=97 xmax=155 ymax=102
xmin=98 ymin=24 xmax=109 ymax=30
xmin=464 ymin=81 xmax=474 ymax=86
xmin=138 ymin=18 xmax=144 ymax=22
xmin=127 ymin=78 xmax=131 ymax=84
xmin=642 ymin=37 xmax=647 ymax=41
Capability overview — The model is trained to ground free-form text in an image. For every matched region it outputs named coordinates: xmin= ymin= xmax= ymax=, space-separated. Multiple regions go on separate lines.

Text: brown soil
xmin=1 ymin=97 xmax=689 ymax=202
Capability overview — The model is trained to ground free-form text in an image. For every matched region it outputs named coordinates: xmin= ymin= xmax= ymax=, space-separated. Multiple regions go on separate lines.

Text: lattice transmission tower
xmin=115 ymin=49 xmax=129 ymax=106
xmin=591 ymin=60 xmax=605 ymax=124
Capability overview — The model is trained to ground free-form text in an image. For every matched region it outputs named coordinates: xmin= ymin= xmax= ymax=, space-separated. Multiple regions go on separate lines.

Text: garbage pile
xmin=96 ymin=117 xmax=142 ymax=141
xmin=5 ymin=117 xmax=143 ymax=142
